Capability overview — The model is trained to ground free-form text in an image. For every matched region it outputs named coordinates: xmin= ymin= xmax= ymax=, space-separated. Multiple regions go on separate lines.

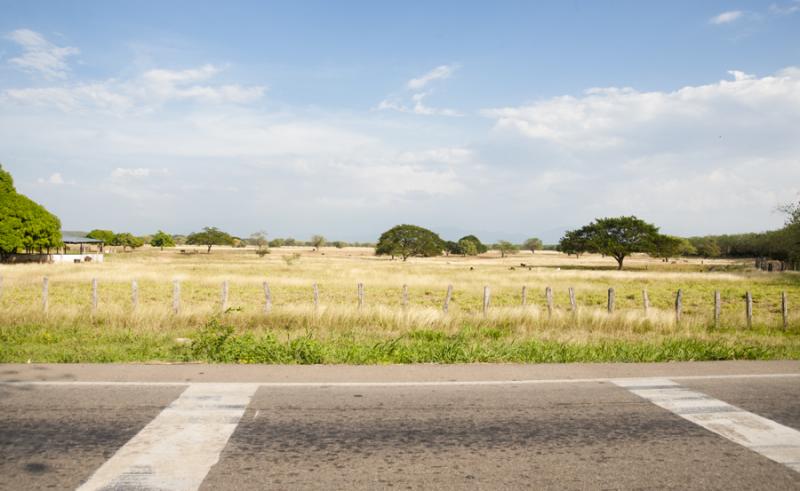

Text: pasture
xmin=1 ymin=246 xmax=799 ymax=363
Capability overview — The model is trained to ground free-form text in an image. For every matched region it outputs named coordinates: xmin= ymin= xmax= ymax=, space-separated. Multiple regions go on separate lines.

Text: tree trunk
xmin=615 ymin=255 xmax=624 ymax=270
xmin=207 ymin=245 xmax=212 ymax=254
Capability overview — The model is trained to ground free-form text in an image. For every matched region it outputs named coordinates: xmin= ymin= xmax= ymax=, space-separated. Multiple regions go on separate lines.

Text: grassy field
xmin=1 ymin=246 xmax=799 ymax=363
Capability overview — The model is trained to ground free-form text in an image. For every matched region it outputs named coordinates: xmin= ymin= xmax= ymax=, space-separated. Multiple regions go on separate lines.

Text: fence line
xmin=5 ymin=277 xmax=795 ymax=329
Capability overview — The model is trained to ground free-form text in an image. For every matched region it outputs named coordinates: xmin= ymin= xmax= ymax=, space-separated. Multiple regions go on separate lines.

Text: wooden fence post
xmin=714 ymin=290 xmax=721 ymax=328
xmin=545 ymin=287 xmax=553 ymax=318
xmin=91 ymin=278 xmax=98 ymax=314
xmin=521 ymin=286 xmax=527 ymax=307
xmin=569 ymin=287 xmax=577 ymax=313
xmin=675 ymin=289 xmax=682 ymax=323
xmin=358 ymin=282 xmax=364 ymax=309
xmin=0 ymin=275 xmax=3 ymax=299
xmin=131 ymin=280 xmax=138 ymax=311
xmin=781 ymin=291 xmax=788 ymax=330
xmin=483 ymin=286 xmax=490 ymax=317
xmin=42 ymin=276 xmax=49 ymax=313
xmin=443 ymin=285 xmax=453 ymax=313
xmin=745 ymin=291 xmax=753 ymax=328
xmin=263 ymin=282 xmax=272 ymax=314
xmin=643 ymin=289 xmax=650 ymax=314
xmin=402 ymin=284 xmax=409 ymax=309
xmin=313 ymin=283 xmax=319 ymax=311
xmin=172 ymin=280 xmax=180 ymax=315
xmin=607 ymin=288 xmax=615 ymax=314
xmin=221 ymin=280 xmax=229 ymax=313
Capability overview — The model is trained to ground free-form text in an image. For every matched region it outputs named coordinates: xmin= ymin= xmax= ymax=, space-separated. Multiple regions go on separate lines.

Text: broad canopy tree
xmin=150 ymin=230 xmax=175 ymax=250
xmin=0 ymin=165 xmax=62 ymax=258
xmin=375 ymin=224 xmax=444 ymax=261
xmin=496 ymin=240 xmax=519 ymax=258
xmin=522 ymin=237 xmax=543 ymax=254
xmin=186 ymin=226 xmax=235 ymax=253
xmin=559 ymin=216 xmax=662 ymax=270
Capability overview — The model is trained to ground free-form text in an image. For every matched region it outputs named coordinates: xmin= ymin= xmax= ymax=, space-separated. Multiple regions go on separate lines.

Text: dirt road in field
xmin=1 ymin=361 xmax=799 ymax=490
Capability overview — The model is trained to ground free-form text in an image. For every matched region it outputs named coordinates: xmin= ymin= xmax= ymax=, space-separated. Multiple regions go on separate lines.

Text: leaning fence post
xmin=221 ymin=280 xmax=229 ymax=313
xmin=131 ymin=280 xmax=138 ymax=311
xmin=545 ymin=286 xmax=553 ymax=318
xmin=642 ymin=289 xmax=650 ymax=314
xmin=172 ymin=280 xmax=180 ymax=315
xmin=521 ymin=286 xmax=527 ymax=307
xmin=714 ymin=290 xmax=721 ymax=328
xmin=675 ymin=289 xmax=682 ymax=323
xmin=443 ymin=284 xmax=453 ymax=313
xmin=313 ymin=283 xmax=320 ymax=311
xmin=483 ymin=286 xmax=490 ymax=317
xmin=402 ymin=284 xmax=409 ymax=308
xmin=568 ymin=287 xmax=577 ymax=313
xmin=42 ymin=276 xmax=49 ymax=313
xmin=607 ymin=288 xmax=615 ymax=314
xmin=263 ymin=281 xmax=272 ymax=314
xmin=781 ymin=291 xmax=788 ymax=330
xmin=745 ymin=291 xmax=753 ymax=328
xmin=91 ymin=278 xmax=98 ymax=314
xmin=358 ymin=282 xmax=364 ymax=309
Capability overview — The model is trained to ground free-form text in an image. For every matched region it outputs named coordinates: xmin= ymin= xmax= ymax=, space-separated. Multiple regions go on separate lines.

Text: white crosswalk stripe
xmin=76 ymin=383 xmax=259 ymax=491
xmin=615 ymin=378 xmax=800 ymax=474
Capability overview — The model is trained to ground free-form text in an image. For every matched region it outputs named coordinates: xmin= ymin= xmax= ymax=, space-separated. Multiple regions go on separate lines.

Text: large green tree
xmin=522 ymin=237 xmax=543 ymax=254
xmin=0 ymin=165 xmax=62 ymax=258
xmin=112 ymin=232 xmax=144 ymax=252
xmin=375 ymin=224 xmax=444 ymax=261
xmin=457 ymin=235 xmax=488 ymax=255
xmin=496 ymin=240 xmax=519 ymax=258
xmin=186 ymin=226 xmax=235 ymax=253
xmin=560 ymin=216 xmax=661 ymax=270
xmin=150 ymin=230 xmax=175 ymax=250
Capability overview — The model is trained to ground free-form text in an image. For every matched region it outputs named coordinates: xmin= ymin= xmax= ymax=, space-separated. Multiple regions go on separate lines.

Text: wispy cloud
xmin=769 ymin=1 xmax=800 ymax=15
xmin=3 ymin=63 xmax=265 ymax=114
xmin=37 ymin=172 xmax=65 ymax=185
xmin=407 ymin=64 xmax=458 ymax=90
xmin=5 ymin=29 xmax=79 ymax=79
xmin=710 ymin=10 xmax=744 ymax=24
xmin=377 ymin=64 xmax=460 ymax=116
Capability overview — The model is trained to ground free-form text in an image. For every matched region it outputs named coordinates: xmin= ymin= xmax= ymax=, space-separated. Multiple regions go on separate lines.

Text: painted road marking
xmin=1 ymin=372 xmax=798 ymax=388
xmin=76 ymin=383 xmax=259 ymax=491
xmin=615 ymin=378 xmax=800 ymax=473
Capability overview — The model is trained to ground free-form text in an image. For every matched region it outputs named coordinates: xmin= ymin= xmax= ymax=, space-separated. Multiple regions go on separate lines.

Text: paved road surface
xmin=1 ymin=361 xmax=799 ymax=490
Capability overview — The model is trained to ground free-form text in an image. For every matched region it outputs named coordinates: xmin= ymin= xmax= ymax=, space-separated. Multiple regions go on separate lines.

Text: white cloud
xmin=710 ymin=10 xmax=744 ymax=24
xmin=2 ymin=63 xmax=265 ymax=113
xmin=769 ymin=1 xmax=800 ymax=15
xmin=407 ymin=64 xmax=458 ymax=90
xmin=5 ymin=29 xmax=79 ymax=79
xmin=37 ymin=172 xmax=65 ymax=185
xmin=111 ymin=167 xmax=168 ymax=179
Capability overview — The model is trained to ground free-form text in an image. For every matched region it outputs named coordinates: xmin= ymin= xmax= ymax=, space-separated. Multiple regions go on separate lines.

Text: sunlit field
xmin=1 ymin=246 xmax=798 ymax=363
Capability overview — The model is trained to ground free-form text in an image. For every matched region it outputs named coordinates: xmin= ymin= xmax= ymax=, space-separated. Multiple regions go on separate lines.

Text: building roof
xmin=61 ymin=232 xmax=103 ymax=244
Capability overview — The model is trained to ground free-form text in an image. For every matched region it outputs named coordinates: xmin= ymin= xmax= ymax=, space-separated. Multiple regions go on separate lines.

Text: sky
xmin=1 ymin=1 xmax=799 ymax=243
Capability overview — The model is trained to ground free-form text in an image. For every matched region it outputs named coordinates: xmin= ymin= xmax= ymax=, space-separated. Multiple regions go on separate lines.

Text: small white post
xmin=545 ymin=286 xmax=553 ymax=318
xmin=131 ymin=280 xmax=138 ymax=311
xmin=402 ymin=284 xmax=409 ymax=309
xmin=745 ymin=291 xmax=753 ymax=328
xmin=607 ymin=288 xmax=615 ymax=314
xmin=263 ymin=281 xmax=272 ymax=314
xmin=173 ymin=280 xmax=180 ymax=315
xmin=643 ymin=289 xmax=650 ymax=315
xmin=91 ymin=278 xmax=98 ymax=314
xmin=675 ymin=289 xmax=682 ymax=323
xmin=42 ymin=276 xmax=49 ymax=313
xmin=483 ymin=286 xmax=490 ymax=317
xmin=358 ymin=282 xmax=364 ymax=309
xmin=521 ymin=286 xmax=527 ymax=307
xmin=569 ymin=287 xmax=577 ymax=313
xmin=313 ymin=283 xmax=319 ymax=311
xmin=443 ymin=285 xmax=453 ymax=313
xmin=221 ymin=280 xmax=229 ymax=313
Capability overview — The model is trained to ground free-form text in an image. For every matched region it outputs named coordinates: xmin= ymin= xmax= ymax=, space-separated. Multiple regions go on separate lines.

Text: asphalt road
xmin=1 ymin=361 xmax=799 ymax=490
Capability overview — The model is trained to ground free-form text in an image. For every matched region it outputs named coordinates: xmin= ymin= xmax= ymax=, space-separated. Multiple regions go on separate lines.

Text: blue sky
xmin=1 ymin=1 xmax=799 ymax=242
